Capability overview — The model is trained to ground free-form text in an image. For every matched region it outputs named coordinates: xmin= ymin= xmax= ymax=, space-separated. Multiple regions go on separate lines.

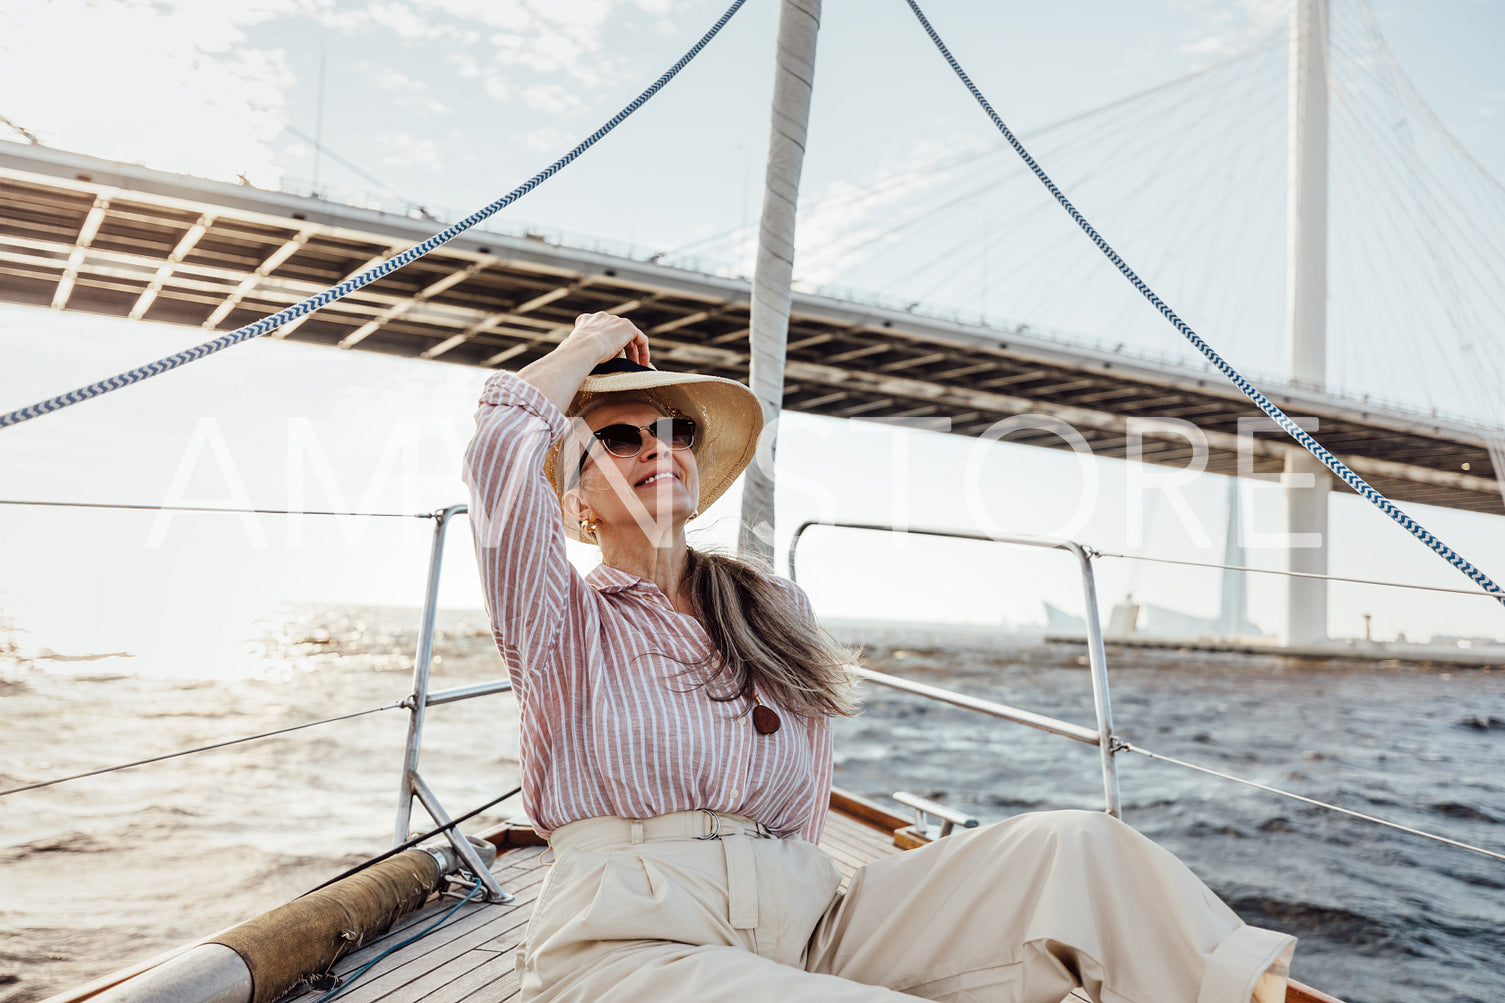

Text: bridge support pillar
xmin=1283 ymin=0 xmax=1331 ymax=644
xmin=1284 ymin=451 xmax=1331 ymax=645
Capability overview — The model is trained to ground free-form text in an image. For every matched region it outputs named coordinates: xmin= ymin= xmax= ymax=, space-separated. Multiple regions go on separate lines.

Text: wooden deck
xmin=59 ymin=789 xmax=1339 ymax=1003
xmin=276 ymin=806 xmax=906 ymax=1003
xmin=271 ymin=794 xmax=1342 ymax=1003
xmin=44 ymin=789 xmax=1342 ymax=999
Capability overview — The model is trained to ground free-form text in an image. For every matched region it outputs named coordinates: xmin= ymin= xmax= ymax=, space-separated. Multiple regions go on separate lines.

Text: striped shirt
xmin=462 ymin=371 xmax=832 ymax=842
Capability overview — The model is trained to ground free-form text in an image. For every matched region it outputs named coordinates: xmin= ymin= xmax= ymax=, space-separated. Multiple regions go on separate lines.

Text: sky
xmin=2 ymin=0 xmax=1505 ymax=674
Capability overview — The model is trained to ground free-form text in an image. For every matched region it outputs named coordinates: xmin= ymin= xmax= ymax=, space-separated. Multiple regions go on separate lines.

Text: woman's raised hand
xmin=569 ymin=313 xmax=651 ymax=368
xmin=515 ymin=312 xmax=652 ymax=413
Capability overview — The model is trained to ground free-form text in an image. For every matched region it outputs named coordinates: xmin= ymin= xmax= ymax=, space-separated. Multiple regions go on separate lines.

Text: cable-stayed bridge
xmin=2 ymin=138 xmax=1500 ymax=520
xmin=4 ymin=0 xmax=1505 ymax=649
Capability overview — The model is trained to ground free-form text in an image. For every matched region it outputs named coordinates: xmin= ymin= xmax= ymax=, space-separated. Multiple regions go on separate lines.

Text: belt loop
xmin=630 ymin=819 xmax=644 ymax=845
xmin=723 ymin=835 xmax=759 ymax=930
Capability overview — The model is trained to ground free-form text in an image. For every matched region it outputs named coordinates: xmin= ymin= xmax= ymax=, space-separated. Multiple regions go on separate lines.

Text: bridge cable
xmin=0 ymin=0 xmax=749 ymax=430
xmin=902 ymin=0 xmax=1505 ymax=607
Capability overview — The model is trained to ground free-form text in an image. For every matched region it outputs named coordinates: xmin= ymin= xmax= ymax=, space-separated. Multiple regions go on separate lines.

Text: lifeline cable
xmin=0 ymin=701 xmax=404 ymax=798
xmin=0 ymin=0 xmax=748 ymax=430
xmin=300 ymin=785 xmax=523 ymax=897
xmin=902 ymin=0 xmax=1505 ymax=607
xmin=1117 ymin=741 xmax=1505 ymax=864
xmin=0 ymin=498 xmax=433 ymax=519
xmin=1092 ymin=549 xmax=1500 ymax=598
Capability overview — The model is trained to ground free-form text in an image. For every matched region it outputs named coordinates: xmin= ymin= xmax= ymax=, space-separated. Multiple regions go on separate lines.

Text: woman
xmin=463 ymin=312 xmax=1295 ymax=1003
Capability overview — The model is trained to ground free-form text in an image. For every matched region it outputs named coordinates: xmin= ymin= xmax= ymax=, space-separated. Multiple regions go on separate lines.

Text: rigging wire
xmin=300 ymin=786 xmax=524 ymax=896
xmin=1092 ymin=549 xmax=1501 ymax=598
xmin=273 ymin=115 xmax=432 ymax=217
xmin=1116 ymin=741 xmax=1505 ymax=865
xmin=0 ymin=702 xmax=404 ymax=798
xmin=0 ymin=498 xmax=434 ymax=519
xmin=901 ymin=0 xmax=1505 ymax=607
xmin=0 ymin=0 xmax=750 ymax=430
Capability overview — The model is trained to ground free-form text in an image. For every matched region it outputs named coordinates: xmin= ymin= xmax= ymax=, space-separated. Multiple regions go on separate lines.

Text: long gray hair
xmin=572 ymin=394 xmax=858 ymax=719
xmin=682 ymin=546 xmax=860 ymax=720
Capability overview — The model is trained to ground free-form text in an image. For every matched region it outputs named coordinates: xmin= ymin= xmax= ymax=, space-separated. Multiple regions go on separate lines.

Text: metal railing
xmin=789 ymin=519 xmax=1123 ymax=818
xmin=391 ymin=503 xmax=515 ymax=903
xmin=11 ymin=496 xmax=1494 ymax=876
xmin=387 ymin=509 xmax=1129 ymax=881
xmin=785 ymin=519 xmax=1505 ymax=864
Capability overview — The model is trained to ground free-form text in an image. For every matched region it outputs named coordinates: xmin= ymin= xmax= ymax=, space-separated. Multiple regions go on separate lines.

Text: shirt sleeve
xmin=462 ymin=370 xmax=580 ymax=694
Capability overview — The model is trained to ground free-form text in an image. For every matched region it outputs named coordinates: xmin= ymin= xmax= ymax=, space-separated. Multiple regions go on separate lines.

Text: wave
xmin=3 ymin=831 xmax=114 ymax=859
xmin=1428 ymin=801 xmax=1499 ymax=824
xmin=1225 ymin=893 xmax=1399 ymax=948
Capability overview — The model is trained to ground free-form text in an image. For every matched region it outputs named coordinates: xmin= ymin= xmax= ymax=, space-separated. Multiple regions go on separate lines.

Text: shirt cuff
xmin=478 ymin=370 xmax=571 ymax=443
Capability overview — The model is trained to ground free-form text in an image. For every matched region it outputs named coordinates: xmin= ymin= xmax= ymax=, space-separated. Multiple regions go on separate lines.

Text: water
xmin=2 ymin=606 xmax=1502 ymax=1003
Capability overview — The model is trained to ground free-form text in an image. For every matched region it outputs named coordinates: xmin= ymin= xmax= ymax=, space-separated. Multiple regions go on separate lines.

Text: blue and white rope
xmin=0 ymin=0 xmax=748 ymax=430
xmin=903 ymin=0 xmax=1505 ymax=606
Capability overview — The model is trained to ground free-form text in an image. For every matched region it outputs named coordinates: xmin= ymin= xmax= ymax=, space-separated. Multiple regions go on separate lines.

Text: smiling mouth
xmin=635 ymin=471 xmax=677 ymax=488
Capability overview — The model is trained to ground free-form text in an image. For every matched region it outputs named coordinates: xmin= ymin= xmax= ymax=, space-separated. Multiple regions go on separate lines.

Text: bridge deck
xmin=2 ymin=141 xmax=1499 ymax=516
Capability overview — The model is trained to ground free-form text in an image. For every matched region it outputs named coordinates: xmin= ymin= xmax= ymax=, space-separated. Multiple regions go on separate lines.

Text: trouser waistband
xmin=549 ymin=809 xmax=774 ymax=852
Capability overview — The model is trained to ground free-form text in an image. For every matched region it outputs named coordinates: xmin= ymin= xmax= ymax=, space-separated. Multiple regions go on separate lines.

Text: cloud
xmin=1175 ymin=0 xmax=1285 ymax=65
xmin=484 ymin=75 xmax=514 ymax=102
xmin=377 ymin=132 xmax=444 ymax=171
xmin=353 ymin=60 xmax=454 ymax=115
xmin=521 ymin=84 xmax=586 ymax=116
xmin=520 ymin=125 xmax=576 ymax=153
xmin=793 ymin=138 xmax=974 ymax=287
xmin=0 ymin=0 xmax=697 ymax=186
xmin=0 ymin=0 xmax=295 ymax=184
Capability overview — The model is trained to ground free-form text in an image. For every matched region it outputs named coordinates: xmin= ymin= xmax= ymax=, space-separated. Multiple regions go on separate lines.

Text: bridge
xmin=3 ymin=140 xmax=1501 ymax=522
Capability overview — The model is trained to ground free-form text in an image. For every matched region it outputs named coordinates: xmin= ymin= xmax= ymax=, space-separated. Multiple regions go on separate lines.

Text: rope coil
xmin=902 ymin=0 xmax=1505 ymax=608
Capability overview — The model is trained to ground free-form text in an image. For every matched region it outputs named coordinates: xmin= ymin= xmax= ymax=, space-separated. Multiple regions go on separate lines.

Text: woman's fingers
xmin=626 ymin=331 xmax=651 ymax=367
xmin=570 ymin=312 xmax=650 ymax=366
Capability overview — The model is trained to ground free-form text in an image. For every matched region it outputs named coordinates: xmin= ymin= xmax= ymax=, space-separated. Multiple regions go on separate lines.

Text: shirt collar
xmin=585 ymin=563 xmax=659 ymax=595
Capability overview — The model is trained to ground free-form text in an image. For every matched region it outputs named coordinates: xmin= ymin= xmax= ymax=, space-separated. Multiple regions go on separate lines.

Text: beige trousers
xmin=518 ymin=809 xmax=1295 ymax=1003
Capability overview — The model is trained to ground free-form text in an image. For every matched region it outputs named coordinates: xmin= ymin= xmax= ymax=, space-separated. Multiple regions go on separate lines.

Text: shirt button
xmin=730 ymin=788 xmax=740 ymax=799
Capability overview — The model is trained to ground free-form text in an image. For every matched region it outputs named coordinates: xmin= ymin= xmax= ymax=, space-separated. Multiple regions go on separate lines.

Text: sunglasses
xmin=579 ymin=417 xmax=697 ymax=471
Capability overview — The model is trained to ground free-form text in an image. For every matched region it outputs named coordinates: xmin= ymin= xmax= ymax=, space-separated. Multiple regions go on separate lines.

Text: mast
xmin=737 ymin=0 xmax=821 ymax=564
xmin=1283 ymin=0 xmax=1332 ymax=644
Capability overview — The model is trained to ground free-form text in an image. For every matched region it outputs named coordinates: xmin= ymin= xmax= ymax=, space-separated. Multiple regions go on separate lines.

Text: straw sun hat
xmin=542 ymin=358 xmax=764 ymax=543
